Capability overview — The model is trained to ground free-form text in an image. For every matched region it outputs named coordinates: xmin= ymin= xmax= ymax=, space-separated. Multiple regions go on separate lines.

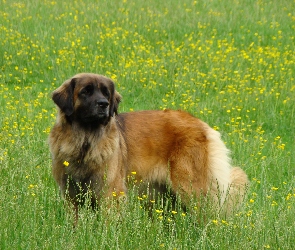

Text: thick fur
xmin=49 ymin=73 xmax=248 ymax=220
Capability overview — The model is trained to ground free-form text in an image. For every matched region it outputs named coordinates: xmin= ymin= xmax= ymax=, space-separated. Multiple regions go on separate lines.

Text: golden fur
xmin=49 ymin=73 xmax=248 ymax=221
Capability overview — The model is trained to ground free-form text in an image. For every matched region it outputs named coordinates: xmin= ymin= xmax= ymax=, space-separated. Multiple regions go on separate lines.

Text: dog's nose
xmin=97 ymin=99 xmax=109 ymax=109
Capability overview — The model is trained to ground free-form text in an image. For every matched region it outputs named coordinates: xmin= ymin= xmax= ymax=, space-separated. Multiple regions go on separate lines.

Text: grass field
xmin=1 ymin=0 xmax=295 ymax=249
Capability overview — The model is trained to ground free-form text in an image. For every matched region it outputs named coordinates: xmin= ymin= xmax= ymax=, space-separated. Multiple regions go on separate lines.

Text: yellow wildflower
xmin=63 ymin=161 xmax=69 ymax=167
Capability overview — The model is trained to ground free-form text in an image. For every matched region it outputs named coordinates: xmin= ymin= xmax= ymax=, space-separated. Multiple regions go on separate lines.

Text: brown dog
xmin=49 ymin=73 xmax=248 ymax=222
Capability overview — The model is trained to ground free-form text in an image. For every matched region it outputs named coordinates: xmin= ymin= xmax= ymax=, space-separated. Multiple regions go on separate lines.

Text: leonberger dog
xmin=49 ymin=73 xmax=248 ymax=222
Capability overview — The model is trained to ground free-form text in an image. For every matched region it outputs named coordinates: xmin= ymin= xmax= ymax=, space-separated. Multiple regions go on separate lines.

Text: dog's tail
xmin=205 ymin=125 xmax=248 ymax=215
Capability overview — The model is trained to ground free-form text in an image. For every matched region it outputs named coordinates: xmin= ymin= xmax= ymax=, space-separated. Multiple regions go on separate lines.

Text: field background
xmin=0 ymin=0 xmax=294 ymax=249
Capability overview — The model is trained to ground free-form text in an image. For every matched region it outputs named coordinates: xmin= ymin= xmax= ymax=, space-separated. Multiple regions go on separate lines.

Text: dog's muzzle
xmin=96 ymin=99 xmax=109 ymax=118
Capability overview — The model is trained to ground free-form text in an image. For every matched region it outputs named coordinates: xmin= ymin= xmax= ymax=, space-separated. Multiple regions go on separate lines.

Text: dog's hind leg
xmin=168 ymin=138 xmax=209 ymax=206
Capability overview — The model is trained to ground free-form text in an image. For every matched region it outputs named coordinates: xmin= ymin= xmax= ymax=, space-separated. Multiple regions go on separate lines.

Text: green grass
xmin=1 ymin=0 xmax=295 ymax=249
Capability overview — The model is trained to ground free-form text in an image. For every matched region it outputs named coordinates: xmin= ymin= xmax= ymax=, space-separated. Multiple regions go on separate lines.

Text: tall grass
xmin=0 ymin=0 xmax=294 ymax=249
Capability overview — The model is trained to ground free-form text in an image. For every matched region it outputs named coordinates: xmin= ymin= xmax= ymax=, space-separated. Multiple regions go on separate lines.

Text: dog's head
xmin=52 ymin=73 xmax=121 ymax=125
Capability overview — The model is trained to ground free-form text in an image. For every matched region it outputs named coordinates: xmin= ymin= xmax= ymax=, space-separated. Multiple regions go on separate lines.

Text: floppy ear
xmin=108 ymin=79 xmax=122 ymax=116
xmin=52 ymin=78 xmax=76 ymax=116
xmin=111 ymin=91 xmax=122 ymax=116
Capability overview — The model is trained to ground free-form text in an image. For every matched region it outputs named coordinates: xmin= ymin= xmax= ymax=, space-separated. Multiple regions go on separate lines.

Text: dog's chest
xmin=76 ymin=139 xmax=91 ymax=163
xmin=60 ymin=131 xmax=119 ymax=176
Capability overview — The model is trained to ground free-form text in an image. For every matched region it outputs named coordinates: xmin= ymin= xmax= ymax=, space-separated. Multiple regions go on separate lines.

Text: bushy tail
xmin=205 ymin=125 xmax=248 ymax=215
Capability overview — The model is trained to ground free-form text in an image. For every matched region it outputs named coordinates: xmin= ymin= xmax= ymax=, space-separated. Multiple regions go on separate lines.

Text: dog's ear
xmin=108 ymin=79 xmax=122 ymax=117
xmin=111 ymin=91 xmax=122 ymax=116
xmin=52 ymin=78 xmax=76 ymax=116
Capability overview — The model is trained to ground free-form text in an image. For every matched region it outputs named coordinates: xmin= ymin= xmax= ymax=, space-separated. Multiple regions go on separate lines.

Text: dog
xmin=49 ymin=73 xmax=248 ymax=223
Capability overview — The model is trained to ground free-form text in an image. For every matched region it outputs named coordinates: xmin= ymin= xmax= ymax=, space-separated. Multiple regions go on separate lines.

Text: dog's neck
xmin=66 ymin=117 xmax=109 ymax=132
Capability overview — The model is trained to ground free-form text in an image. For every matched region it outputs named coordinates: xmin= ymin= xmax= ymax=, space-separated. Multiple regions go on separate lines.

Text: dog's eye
xmin=101 ymin=86 xmax=110 ymax=98
xmin=81 ymin=85 xmax=93 ymax=96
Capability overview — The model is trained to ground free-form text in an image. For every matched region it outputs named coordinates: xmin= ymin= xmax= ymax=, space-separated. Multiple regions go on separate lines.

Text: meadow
xmin=0 ymin=0 xmax=294 ymax=249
